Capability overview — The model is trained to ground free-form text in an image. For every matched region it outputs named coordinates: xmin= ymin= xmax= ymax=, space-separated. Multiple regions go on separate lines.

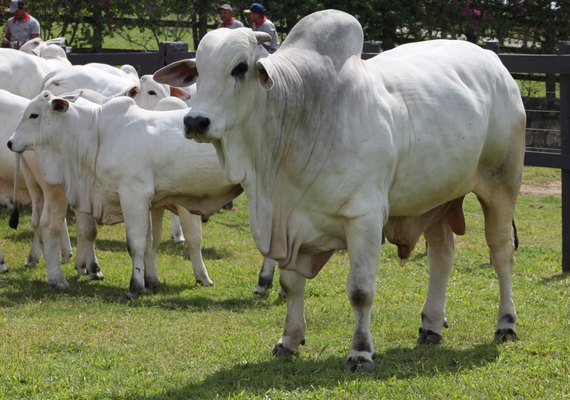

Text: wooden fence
xmin=67 ymin=41 xmax=570 ymax=274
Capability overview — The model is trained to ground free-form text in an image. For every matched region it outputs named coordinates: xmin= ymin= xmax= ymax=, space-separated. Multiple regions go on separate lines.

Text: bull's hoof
xmin=0 ymin=266 xmax=8 ymax=273
xmin=89 ymin=271 xmax=104 ymax=280
xmin=418 ymin=327 xmax=443 ymax=344
xmin=495 ymin=328 xmax=517 ymax=342
xmin=61 ymin=253 xmax=72 ymax=264
xmin=346 ymin=356 xmax=375 ymax=372
xmin=272 ymin=343 xmax=299 ymax=357
xmin=25 ymin=258 xmax=39 ymax=268
xmin=253 ymin=285 xmax=269 ymax=297
xmin=125 ymin=290 xmax=140 ymax=300
xmin=196 ymin=278 xmax=214 ymax=287
xmin=48 ymin=279 xmax=69 ymax=290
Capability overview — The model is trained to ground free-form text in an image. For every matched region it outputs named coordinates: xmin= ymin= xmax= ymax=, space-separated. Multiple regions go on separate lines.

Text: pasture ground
xmin=0 ymin=166 xmax=568 ymax=399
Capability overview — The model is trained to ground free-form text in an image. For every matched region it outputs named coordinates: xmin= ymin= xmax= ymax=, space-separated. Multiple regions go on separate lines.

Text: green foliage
xmin=19 ymin=1 xmax=570 ymax=52
xmin=0 ymin=166 xmax=568 ymax=399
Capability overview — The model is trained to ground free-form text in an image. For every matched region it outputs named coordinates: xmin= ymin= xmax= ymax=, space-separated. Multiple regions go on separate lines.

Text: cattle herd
xmin=1 ymin=10 xmax=526 ymax=371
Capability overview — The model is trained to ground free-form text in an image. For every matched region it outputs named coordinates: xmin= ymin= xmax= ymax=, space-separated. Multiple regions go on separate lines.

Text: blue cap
xmin=248 ymin=3 xmax=266 ymax=14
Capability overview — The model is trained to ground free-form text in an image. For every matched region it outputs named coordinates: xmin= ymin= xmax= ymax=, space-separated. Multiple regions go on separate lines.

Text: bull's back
xmin=366 ymin=40 xmax=525 ymax=215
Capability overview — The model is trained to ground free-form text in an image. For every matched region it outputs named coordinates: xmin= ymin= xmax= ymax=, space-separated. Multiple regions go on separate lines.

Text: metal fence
xmin=67 ymin=41 xmax=570 ymax=274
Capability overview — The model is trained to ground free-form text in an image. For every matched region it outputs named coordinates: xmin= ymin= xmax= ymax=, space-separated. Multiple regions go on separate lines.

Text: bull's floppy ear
xmin=256 ymin=58 xmax=274 ymax=90
xmin=154 ymin=59 xmax=198 ymax=87
xmin=51 ymin=98 xmax=70 ymax=112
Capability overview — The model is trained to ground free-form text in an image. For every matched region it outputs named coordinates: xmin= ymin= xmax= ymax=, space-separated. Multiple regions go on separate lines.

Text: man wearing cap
xmin=244 ymin=2 xmax=279 ymax=53
xmin=217 ymin=4 xmax=244 ymax=29
xmin=2 ymin=0 xmax=40 ymax=49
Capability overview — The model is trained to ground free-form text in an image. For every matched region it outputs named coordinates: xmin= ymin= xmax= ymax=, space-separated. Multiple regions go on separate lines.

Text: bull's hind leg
xmin=418 ymin=219 xmax=455 ymax=344
xmin=478 ymin=195 xmax=518 ymax=342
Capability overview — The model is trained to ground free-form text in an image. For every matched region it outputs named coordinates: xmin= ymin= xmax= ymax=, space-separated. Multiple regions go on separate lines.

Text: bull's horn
xmin=254 ymin=32 xmax=272 ymax=46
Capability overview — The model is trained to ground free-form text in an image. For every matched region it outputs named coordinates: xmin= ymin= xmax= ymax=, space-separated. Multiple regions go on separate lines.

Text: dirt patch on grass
xmin=520 ymin=181 xmax=561 ymax=196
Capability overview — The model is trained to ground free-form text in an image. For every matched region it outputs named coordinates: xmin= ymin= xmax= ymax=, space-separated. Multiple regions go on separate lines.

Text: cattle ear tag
xmin=51 ymin=99 xmax=70 ymax=113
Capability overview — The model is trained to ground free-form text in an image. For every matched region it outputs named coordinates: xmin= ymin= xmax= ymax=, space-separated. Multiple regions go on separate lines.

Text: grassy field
xmin=0 ymin=166 xmax=568 ymax=399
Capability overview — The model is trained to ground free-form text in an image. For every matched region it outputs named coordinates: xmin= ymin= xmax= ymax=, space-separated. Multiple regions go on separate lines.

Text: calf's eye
xmin=148 ymin=90 xmax=157 ymax=96
xmin=231 ymin=62 xmax=248 ymax=78
xmin=30 ymin=113 xmax=39 ymax=119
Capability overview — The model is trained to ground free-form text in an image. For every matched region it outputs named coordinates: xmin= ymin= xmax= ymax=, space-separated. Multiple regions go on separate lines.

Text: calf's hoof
xmin=495 ymin=328 xmax=517 ymax=343
xmin=272 ymin=343 xmax=300 ymax=357
xmin=418 ymin=327 xmax=443 ymax=344
xmin=346 ymin=356 xmax=375 ymax=372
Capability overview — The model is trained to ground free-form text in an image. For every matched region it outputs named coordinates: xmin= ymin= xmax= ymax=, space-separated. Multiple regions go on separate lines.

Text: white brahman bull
xmin=8 ymin=91 xmax=243 ymax=298
xmin=153 ymin=10 xmax=526 ymax=371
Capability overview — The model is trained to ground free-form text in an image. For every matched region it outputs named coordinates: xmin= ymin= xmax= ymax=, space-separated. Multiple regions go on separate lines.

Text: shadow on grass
xmin=139 ymin=342 xmax=500 ymax=399
xmin=541 ymin=273 xmax=570 ymax=284
xmin=0 ymin=268 xmax=276 ymax=313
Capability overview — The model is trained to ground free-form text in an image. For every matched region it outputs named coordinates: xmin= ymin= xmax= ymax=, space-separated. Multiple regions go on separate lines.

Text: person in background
xmin=244 ymin=2 xmax=279 ymax=53
xmin=2 ymin=0 xmax=40 ymax=49
xmin=217 ymin=4 xmax=244 ymax=29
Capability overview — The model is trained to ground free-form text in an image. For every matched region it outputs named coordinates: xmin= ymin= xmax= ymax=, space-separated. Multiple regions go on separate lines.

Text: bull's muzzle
xmin=184 ymin=115 xmax=210 ymax=135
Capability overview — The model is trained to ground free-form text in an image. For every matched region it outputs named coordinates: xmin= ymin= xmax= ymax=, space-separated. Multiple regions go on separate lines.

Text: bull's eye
xmin=30 ymin=113 xmax=39 ymax=119
xmin=148 ymin=90 xmax=157 ymax=96
xmin=231 ymin=62 xmax=248 ymax=79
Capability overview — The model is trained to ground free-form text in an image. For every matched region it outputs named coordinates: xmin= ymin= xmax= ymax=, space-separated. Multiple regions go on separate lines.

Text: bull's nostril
xmin=184 ymin=115 xmax=210 ymax=134
xmin=7 ymin=140 xmax=12 ymax=150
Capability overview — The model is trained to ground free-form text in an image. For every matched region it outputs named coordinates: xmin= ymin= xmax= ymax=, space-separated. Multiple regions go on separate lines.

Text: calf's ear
xmin=154 ymin=59 xmax=198 ymax=87
xmin=51 ymin=98 xmax=70 ymax=113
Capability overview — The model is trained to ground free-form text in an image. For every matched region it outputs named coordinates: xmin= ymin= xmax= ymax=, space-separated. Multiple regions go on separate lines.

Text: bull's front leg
xmin=176 ymin=206 xmax=213 ymax=286
xmin=41 ymin=189 xmax=70 ymax=288
xmin=121 ymin=191 xmax=152 ymax=299
xmin=345 ymin=214 xmax=383 ymax=372
xmin=74 ymin=211 xmax=103 ymax=280
xmin=418 ymin=220 xmax=454 ymax=344
xmin=273 ymin=269 xmax=306 ymax=356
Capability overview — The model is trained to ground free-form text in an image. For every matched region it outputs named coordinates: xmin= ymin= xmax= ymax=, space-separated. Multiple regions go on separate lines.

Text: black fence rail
xmin=66 ymin=41 xmax=570 ymax=274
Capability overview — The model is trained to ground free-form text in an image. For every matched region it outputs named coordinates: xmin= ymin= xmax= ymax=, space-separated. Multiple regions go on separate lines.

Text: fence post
xmin=485 ymin=39 xmax=500 ymax=54
xmin=160 ymin=41 xmax=189 ymax=67
xmin=558 ymin=41 xmax=570 ymax=274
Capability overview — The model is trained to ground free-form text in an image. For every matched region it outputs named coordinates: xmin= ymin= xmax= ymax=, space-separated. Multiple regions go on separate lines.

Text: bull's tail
xmin=9 ymin=153 xmax=20 ymax=230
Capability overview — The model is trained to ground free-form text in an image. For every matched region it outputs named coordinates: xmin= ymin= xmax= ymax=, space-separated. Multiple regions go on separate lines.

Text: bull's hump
xmin=281 ymin=10 xmax=363 ymax=70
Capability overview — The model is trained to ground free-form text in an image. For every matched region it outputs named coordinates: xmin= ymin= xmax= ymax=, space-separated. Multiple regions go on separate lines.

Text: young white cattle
xmin=8 ymin=91 xmax=243 ymax=298
xmin=154 ymin=10 xmax=526 ymax=370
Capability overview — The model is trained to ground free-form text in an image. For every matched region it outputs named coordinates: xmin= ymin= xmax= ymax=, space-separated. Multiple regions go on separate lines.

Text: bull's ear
xmin=256 ymin=58 xmax=274 ymax=90
xmin=51 ymin=98 xmax=70 ymax=112
xmin=154 ymin=59 xmax=198 ymax=87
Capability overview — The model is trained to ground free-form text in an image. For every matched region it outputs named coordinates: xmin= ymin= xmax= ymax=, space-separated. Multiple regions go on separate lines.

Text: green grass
xmin=0 ymin=166 xmax=568 ymax=399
